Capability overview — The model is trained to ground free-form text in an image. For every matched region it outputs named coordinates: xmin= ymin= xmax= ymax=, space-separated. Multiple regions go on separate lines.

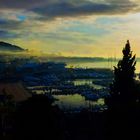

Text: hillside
xmin=0 ymin=41 xmax=24 ymax=51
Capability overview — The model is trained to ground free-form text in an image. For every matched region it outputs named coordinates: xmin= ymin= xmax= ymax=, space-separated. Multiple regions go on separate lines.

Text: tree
xmin=14 ymin=94 xmax=65 ymax=140
xmin=106 ymin=40 xmax=137 ymax=109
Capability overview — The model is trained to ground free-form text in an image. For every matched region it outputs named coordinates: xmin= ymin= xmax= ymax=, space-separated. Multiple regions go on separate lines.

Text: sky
xmin=0 ymin=0 xmax=140 ymax=57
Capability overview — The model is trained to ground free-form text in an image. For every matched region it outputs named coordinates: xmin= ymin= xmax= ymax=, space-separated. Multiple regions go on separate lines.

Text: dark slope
xmin=0 ymin=41 xmax=24 ymax=51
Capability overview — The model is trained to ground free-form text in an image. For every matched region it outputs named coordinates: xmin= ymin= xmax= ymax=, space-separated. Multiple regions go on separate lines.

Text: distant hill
xmin=0 ymin=41 xmax=24 ymax=52
xmin=44 ymin=56 xmax=119 ymax=63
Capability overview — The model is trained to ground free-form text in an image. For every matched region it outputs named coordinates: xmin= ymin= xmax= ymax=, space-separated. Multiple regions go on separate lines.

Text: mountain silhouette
xmin=0 ymin=41 xmax=25 ymax=52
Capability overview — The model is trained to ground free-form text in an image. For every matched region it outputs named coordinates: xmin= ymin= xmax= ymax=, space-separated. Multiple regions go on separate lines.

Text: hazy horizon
xmin=0 ymin=50 xmax=140 ymax=60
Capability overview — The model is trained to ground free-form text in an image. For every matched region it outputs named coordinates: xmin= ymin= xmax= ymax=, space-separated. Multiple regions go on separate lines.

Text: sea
xmin=66 ymin=60 xmax=140 ymax=73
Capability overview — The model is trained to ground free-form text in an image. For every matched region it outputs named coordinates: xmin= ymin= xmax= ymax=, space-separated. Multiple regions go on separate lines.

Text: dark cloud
xmin=33 ymin=1 xmax=137 ymax=19
xmin=0 ymin=30 xmax=18 ymax=38
xmin=0 ymin=19 xmax=22 ymax=30
xmin=0 ymin=0 xmax=47 ymax=9
xmin=0 ymin=19 xmax=25 ymax=39
xmin=0 ymin=0 xmax=138 ymax=19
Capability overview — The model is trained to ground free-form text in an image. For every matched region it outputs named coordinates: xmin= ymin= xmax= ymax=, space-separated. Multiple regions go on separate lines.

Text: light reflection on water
xmin=33 ymin=79 xmax=107 ymax=111
xmin=53 ymin=94 xmax=104 ymax=111
xmin=72 ymin=79 xmax=104 ymax=89
xmin=66 ymin=61 xmax=140 ymax=73
xmin=66 ymin=61 xmax=116 ymax=70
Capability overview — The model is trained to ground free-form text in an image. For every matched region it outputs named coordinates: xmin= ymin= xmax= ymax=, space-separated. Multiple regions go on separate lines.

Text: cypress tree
xmin=106 ymin=40 xmax=137 ymax=109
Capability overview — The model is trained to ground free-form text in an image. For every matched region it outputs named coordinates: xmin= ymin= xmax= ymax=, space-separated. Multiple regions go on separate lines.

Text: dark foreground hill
xmin=0 ymin=41 xmax=24 ymax=51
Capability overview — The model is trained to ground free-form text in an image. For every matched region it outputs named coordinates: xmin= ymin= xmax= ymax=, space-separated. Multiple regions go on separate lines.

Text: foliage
xmin=106 ymin=40 xmax=138 ymax=109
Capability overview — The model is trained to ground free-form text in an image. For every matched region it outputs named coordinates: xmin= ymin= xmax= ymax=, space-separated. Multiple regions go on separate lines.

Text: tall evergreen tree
xmin=106 ymin=40 xmax=137 ymax=109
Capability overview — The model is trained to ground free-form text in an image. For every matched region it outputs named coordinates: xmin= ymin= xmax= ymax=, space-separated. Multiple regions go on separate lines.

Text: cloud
xmin=0 ymin=30 xmax=18 ymax=38
xmin=0 ymin=17 xmax=23 ymax=39
xmin=33 ymin=1 xmax=137 ymax=19
xmin=0 ymin=19 xmax=22 ymax=30
xmin=0 ymin=0 xmax=46 ymax=9
xmin=0 ymin=0 xmax=138 ymax=19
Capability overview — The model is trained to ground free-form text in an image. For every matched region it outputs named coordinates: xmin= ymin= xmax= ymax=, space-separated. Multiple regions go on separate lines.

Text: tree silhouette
xmin=104 ymin=41 xmax=140 ymax=140
xmin=14 ymin=94 xmax=65 ymax=140
xmin=106 ymin=40 xmax=137 ymax=109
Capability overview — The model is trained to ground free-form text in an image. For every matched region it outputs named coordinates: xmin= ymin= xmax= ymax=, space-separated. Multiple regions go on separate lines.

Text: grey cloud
xmin=0 ymin=0 xmax=138 ymax=18
xmin=0 ymin=19 xmax=22 ymax=30
xmin=33 ymin=1 xmax=137 ymax=18
xmin=0 ymin=19 xmax=29 ymax=38
xmin=0 ymin=0 xmax=47 ymax=9
xmin=0 ymin=30 xmax=18 ymax=38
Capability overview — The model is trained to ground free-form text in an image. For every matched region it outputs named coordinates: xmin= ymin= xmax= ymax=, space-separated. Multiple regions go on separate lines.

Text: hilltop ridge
xmin=0 ymin=41 xmax=25 ymax=51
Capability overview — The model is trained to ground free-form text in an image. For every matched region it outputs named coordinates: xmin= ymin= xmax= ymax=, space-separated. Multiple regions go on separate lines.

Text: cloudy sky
xmin=0 ymin=0 xmax=140 ymax=57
